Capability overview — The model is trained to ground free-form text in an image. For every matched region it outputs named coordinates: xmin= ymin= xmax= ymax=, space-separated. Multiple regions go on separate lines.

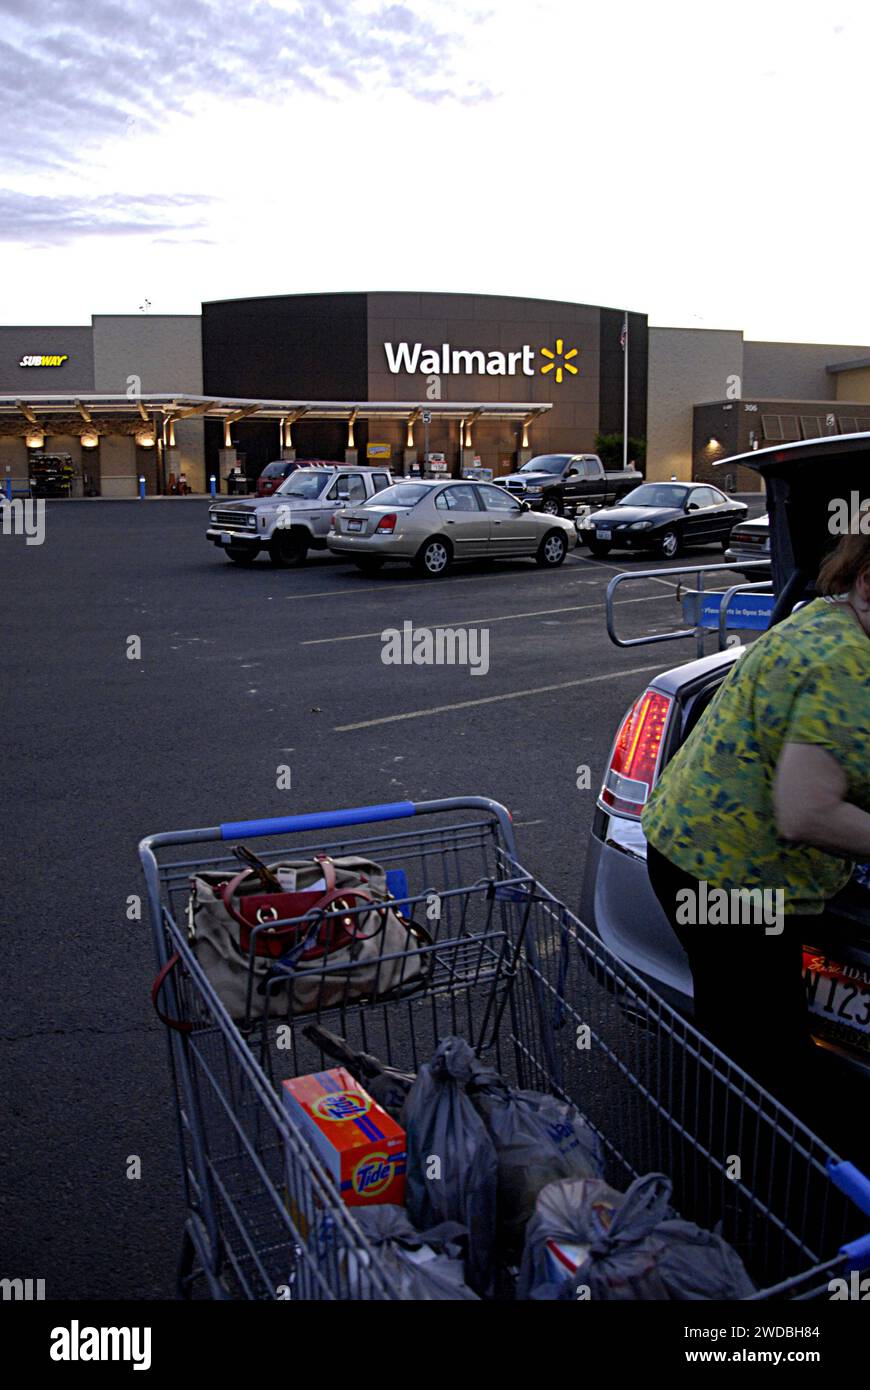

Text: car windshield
xmin=276 ymin=471 xmax=331 ymax=498
xmin=519 ymin=455 xmax=570 ymax=474
xmin=618 ymin=484 xmax=688 ymax=508
xmin=260 ymin=462 xmax=286 ymax=478
xmin=364 ymin=483 xmax=434 ymax=507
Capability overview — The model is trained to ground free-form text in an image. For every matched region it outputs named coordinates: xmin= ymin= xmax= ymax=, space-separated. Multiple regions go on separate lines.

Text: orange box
xmin=282 ymin=1069 xmax=406 ymax=1207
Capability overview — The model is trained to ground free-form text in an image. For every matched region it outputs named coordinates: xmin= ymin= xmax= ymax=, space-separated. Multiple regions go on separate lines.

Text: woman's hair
xmin=817 ymin=532 xmax=870 ymax=595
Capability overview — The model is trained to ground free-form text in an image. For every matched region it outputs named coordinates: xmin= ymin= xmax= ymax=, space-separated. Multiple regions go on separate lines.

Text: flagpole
xmin=622 ymin=312 xmax=629 ymax=470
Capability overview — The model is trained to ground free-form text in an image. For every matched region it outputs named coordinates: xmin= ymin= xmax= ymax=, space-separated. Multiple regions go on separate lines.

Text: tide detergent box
xmin=282 ymin=1069 xmax=406 ymax=1207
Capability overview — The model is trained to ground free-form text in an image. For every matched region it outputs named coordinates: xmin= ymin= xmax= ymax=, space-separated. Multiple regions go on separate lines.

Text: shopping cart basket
xmin=139 ymin=796 xmax=870 ymax=1300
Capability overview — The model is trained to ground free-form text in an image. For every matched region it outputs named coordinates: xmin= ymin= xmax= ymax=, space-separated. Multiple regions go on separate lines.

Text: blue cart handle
xmin=828 ymin=1160 xmax=870 ymax=1274
xmin=828 ymin=1159 xmax=870 ymax=1217
xmin=220 ymin=801 xmax=417 ymax=840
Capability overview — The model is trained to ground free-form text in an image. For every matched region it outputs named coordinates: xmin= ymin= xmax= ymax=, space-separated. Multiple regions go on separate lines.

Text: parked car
xmin=579 ymin=481 xmax=747 ymax=560
xmin=494 ymin=454 xmax=642 ymax=517
xmin=725 ymin=512 xmax=771 ymax=577
xmin=207 ymin=465 xmax=392 ymax=565
xmin=256 ymin=457 xmax=324 ymax=496
xmin=327 ymin=479 xmax=577 ymax=576
xmin=580 ymin=433 xmax=870 ymax=1076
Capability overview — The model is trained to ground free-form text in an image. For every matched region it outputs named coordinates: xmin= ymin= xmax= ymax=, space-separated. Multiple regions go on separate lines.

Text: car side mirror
xmin=566 ymin=468 xmax=578 ymax=478
xmin=520 ymin=500 xmax=531 ymax=512
xmin=686 ymin=502 xmax=700 ymax=511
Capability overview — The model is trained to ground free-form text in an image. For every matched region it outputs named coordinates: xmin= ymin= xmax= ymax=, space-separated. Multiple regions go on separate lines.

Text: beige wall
xmin=647 ymin=327 xmax=744 ymax=481
xmin=835 ymin=367 xmax=870 ymax=403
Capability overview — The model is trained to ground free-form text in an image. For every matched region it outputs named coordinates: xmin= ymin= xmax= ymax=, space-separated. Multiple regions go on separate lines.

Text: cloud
xmin=0 ymin=188 xmax=216 ymax=245
xmin=0 ymin=0 xmax=492 ymax=176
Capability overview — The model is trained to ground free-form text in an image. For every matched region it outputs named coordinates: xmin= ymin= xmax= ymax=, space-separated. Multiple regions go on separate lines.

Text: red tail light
xmin=376 ymin=513 xmax=397 ymax=533
xmin=600 ymin=689 xmax=673 ymax=817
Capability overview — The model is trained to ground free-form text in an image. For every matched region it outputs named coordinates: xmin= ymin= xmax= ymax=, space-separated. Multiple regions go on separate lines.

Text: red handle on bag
xmin=218 ymin=854 xmax=384 ymax=960
xmin=151 ymin=953 xmax=193 ymax=1032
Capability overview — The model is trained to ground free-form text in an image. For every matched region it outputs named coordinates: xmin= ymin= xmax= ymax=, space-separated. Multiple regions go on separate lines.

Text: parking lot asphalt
xmin=0 ymin=497 xmax=766 ymax=1298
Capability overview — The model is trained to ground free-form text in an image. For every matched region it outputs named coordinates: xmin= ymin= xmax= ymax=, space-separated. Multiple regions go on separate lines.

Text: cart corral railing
xmin=605 ymin=560 xmax=774 ymax=657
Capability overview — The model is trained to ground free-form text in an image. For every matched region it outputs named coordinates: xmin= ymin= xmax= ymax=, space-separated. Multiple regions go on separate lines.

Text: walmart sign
xmin=384 ymin=338 xmax=578 ymax=382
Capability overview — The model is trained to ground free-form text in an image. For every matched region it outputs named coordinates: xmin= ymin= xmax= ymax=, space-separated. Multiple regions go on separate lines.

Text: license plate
xmin=598 ymin=528 xmax=612 ymax=540
xmin=347 ymin=519 xmax=363 ymax=532
xmin=803 ymin=950 xmax=870 ymax=1054
xmin=220 ymin=531 xmax=233 ymax=544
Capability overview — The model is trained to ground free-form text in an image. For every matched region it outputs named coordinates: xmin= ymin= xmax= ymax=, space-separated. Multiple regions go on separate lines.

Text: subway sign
xmin=384 ymin=338 xmax=579 ymax=383
xmin=19 ymin=354 xmax=69 ymax=367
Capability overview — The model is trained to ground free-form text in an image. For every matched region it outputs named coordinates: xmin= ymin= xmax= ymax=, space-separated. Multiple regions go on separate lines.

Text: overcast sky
xmin=1 ymin=0 xmax=867 ymax=343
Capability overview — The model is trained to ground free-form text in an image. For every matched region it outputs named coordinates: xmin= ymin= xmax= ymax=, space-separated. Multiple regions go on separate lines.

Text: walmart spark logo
xmin=539 ymin=339 xmax=578 ymax=384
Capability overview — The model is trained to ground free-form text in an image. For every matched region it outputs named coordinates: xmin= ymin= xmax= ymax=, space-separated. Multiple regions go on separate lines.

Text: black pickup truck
xmin=494 ymin=453 xmax=642 ymax=517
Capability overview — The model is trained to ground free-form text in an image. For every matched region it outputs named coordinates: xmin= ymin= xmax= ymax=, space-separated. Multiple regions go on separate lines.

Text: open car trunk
xmin=718 ymin=432 xmax=870 ymax=621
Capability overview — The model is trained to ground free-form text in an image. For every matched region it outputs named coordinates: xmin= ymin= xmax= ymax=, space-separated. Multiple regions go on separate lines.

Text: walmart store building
xmin=0 ymin=293 xmax=647 ymax=495
xmin=2 ymin=290 xmax=870 ymax=495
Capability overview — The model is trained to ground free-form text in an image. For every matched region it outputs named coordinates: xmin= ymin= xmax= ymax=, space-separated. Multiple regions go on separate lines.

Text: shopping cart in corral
xmin=139 ymin=796 xmax=870 ymax=1301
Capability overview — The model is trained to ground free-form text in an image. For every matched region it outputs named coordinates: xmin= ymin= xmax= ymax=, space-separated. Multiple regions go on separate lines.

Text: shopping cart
xmin=139 ymin=796 xmax=870 ymax=1301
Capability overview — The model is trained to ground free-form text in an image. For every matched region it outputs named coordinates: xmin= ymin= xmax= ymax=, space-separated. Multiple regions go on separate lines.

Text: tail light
xmin=376 ymin=512 xmax=397 ymax=533
xmin=600 ymin=689 xmax=673 ymax=817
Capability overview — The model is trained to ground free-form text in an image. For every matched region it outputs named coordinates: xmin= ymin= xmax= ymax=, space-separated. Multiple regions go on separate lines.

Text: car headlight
xmin=246 ymin=515 xmax=257 ymax=528
xmin=578 ymin=516 xmax=594 ymax=529
xmin=629 ymin=521 xmax=652 ymax=530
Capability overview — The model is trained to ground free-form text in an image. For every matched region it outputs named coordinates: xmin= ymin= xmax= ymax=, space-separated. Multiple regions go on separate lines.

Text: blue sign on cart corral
xmin=697 ymin=592 xmax=775 ymax=631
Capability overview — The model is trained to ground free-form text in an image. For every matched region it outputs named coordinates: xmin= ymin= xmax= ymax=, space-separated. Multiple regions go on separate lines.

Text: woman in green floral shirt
xmin=643 ymin=533 xmax=870 ymax=1137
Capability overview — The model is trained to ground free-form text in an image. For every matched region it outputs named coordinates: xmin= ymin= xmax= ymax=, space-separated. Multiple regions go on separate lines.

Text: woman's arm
xmin=774 ymin=743 xmax=870 ymax=858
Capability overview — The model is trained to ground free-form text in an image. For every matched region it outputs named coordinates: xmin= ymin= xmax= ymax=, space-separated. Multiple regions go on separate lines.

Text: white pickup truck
xmin=207 ymin=464 xmax=393 ymax=566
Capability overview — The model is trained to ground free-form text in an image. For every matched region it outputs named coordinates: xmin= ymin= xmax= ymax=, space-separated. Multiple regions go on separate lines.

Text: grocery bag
xmin=403 ymin=1036 xmax=498 ymax=1295
xmin=519 ymin=1172 xmax=756 ymax=1300
xmin=471 ymin=1074 xmax=605 ymax=1255
xmin=346 ymin=1206 xmax=479 ymax=1300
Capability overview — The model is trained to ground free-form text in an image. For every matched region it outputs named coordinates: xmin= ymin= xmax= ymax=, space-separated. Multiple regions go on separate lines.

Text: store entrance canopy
xmin=0 ymin=393 xmax=552 ymax=437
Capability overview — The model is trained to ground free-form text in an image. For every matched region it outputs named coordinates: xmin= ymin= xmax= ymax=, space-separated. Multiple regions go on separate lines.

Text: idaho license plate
xmin=220 ymin=531 xmax=233 ymax=544
xmin=598 ymin=528 xmax=612 ymax=540
xmin=347 ymin=519 xmax=363 ymax=532
xmin=803 ymin=949 xmax=870 ymax=1054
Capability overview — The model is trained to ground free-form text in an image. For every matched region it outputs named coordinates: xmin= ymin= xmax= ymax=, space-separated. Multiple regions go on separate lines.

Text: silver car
xmin=327 ymin=479 xmax=577 ymax=576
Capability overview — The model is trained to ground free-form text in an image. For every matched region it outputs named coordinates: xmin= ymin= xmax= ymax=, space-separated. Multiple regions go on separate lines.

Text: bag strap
xmin=151 ymin=953 xmax=193 ymax=1033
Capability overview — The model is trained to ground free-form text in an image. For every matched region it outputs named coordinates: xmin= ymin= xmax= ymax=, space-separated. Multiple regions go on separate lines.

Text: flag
xmin=620 ymin=316 xmax=628 ymax=351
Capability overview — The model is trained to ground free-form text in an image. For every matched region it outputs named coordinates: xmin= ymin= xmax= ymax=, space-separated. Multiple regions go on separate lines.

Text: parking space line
xmin=334 ymin=662 xmax=666 ymax=731
xmin=302 ymin=592 xmax=665 ymax=645
xmin=280 ymin=566 xmax=598 ymax=602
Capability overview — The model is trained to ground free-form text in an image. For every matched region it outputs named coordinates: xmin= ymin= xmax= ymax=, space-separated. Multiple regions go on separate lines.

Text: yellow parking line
xmin=302 ymin=592 xmax=665 ymax=645
xmin=334 ymin=663 xmax=666 ymax=731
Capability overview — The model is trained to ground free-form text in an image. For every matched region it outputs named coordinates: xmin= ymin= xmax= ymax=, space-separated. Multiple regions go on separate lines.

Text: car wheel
xmin=354 ymin=557 xmax=385 ymax=575
xmin=414 ymin=536 xmax=452 ymax=577
xmin=658 ymin=528 xmax=681 ymax=559
xmin=225 ymin=545 xmax=257 ymax=565
xmin=541 ymin=496 xmax=564 ymax=517
xmin=588 ymin=538 xmax=612 ymax=558
xmin=536 ymin=529 xmax=568 ymax=567
xmin=269 ymin=530 xmax=308 ymax=567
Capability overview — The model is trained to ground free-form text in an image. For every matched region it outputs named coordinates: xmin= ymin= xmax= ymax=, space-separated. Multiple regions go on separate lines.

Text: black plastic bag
xmin=403 ymin=1037 xmax=498 ymax=1295
xmin=347 ymin=1206 xmax=479 ymax=1300
xmin=519 ymin=1173 xmax=756 ymax=1300
xmin=471 ymin=1075 xmax=604 ymax=1255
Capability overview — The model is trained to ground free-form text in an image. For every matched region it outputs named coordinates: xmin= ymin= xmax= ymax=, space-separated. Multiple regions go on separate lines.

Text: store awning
xmin=0 ymin=393 xmax=551 ymax=435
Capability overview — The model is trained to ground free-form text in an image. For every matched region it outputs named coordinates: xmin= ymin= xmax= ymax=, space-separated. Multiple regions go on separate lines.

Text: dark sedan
xmin=578 ymin=482 xmax=747 ymax=560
